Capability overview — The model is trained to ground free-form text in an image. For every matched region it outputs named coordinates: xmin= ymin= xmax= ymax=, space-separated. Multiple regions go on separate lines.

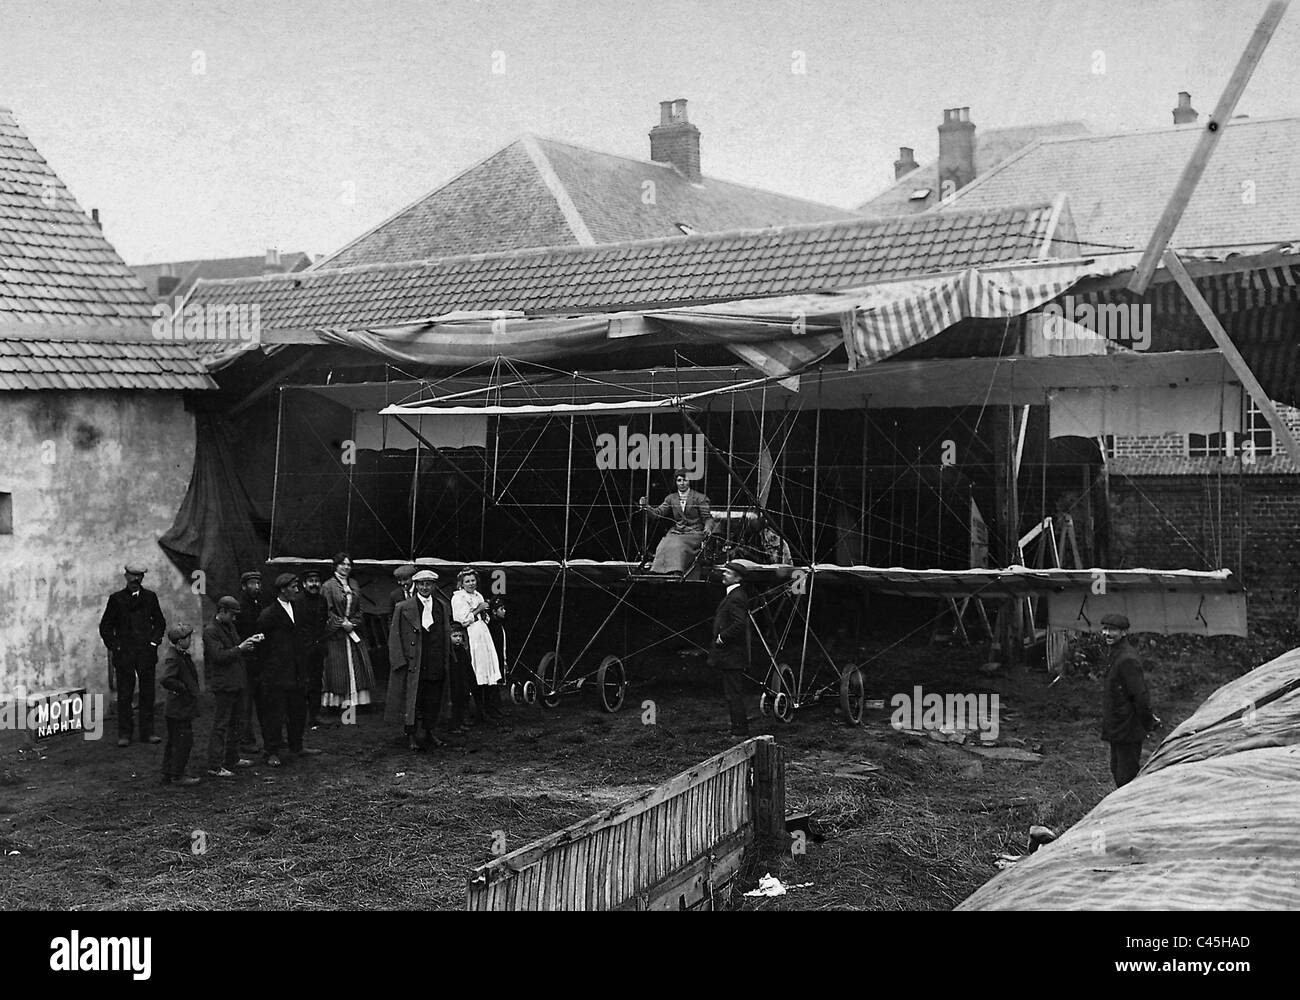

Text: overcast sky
xmin=2 ymin=0 xmax=1296 ymax=264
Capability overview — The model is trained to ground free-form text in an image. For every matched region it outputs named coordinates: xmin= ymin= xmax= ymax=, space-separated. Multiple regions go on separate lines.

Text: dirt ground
xmin=1 ymin=619 xmax=1294 ymax=911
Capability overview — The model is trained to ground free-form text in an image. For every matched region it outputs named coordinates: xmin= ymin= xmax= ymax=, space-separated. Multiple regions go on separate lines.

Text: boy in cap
xmin=1099 ymin=613 xmax=1161 ymax=787
xmin=710 ymin=561 xmax=753 ymax=738
xmin=204 ymin=596 xmax=259 ymax=777
xmin=98 ymin=563 xmax=167 ymax=747
xmin=390 ymin=564 xmax=417 ymax=611
xmin=159 ymin=624 xmax=201 ymax=787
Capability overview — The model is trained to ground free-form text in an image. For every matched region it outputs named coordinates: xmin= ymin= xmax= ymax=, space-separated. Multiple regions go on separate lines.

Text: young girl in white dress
xmin=452 ymin=569 xmax=503 ymax=718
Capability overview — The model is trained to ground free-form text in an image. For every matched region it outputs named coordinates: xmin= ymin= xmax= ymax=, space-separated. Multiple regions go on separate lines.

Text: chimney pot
xmin=90 ymin=207 xmax=100 ymax=227
xmin=157 ymin=273 xmax=180 ymax=298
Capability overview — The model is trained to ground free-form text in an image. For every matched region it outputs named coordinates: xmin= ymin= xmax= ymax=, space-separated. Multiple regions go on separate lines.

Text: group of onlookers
xmin=98 ymin=556 xmax=509 ymax=787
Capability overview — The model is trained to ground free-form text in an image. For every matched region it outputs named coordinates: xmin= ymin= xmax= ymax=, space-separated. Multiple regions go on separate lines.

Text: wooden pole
xmin=1163 ymin=249 xmax=1300 ymax=469
xmin=751 ymin=737 xmax=787 ymax=853
xmin=1128 ymin=0 xmax=1290 ymax=293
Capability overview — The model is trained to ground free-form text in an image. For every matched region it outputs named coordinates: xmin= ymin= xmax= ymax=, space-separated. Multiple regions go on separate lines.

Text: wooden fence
xmin=465 ymin=735 xmax=786 ymax=910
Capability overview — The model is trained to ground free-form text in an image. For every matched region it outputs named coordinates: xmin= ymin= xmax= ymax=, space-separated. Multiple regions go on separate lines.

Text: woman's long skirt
xmin=650 ymin=530 xmax=705 ymax=574
xmin=322 ymin=633 xmax=375 ymax=708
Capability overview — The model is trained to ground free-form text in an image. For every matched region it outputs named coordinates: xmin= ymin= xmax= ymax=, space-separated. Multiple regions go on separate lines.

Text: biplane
xmin=263 ymin=329 xmax=1249 ymax=727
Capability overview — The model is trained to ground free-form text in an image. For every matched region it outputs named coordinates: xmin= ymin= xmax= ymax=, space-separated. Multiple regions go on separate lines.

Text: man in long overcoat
xmin=386 ymin=569 xmax=452 ymax=750
xmin=710 ymin=560 xmax=752 ymax=738
xmin=256 ymin=573 xmax=322 ymax=766
xmin=98 ymin=563 xmax=167 ymax=746
xmin=1100 ymin=612 xmax=1161 ymax=787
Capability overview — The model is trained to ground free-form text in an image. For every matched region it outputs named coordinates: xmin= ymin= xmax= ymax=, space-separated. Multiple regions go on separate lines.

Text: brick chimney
xmin=937 ymin=107 xmax=976 ymax=196
xmin=649 ymin=99 xmax=701 ymax=182
xmin=1173 ymin=91 xmax=1198 ymax=125
xmin=263 ymin=247 xmax=282 ymax=274
xmin=894 ymin=146 xmax=918 ymax=180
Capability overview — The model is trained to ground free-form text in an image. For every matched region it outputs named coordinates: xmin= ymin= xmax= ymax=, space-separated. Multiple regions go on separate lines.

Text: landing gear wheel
xmin=759 ymin=692 xmax=772 ymax=717
xmin=596 ymin=655 xmax=627 ymax=713
xmin=522 ymin=680 xmax=538 ymax=705
xmin=766 ymin=664 xmax=796 ymax=724
xmin=538 ymin=652 xmax=563 ymax=709
xmin=510 ymin=682 xmax=523 ymax=705
xmin=839 ymin=664 xmax=865 ymax=726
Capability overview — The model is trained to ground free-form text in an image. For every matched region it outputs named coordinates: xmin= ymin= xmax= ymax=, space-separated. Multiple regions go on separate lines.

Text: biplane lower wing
xmin=735 ymin=563 xmax=1247 ymax=637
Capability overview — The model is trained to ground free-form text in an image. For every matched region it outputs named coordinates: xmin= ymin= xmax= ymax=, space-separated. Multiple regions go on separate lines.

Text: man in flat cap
xmin=256 ymin=573 xmax=322 ymax=766
xmin=1099 ymin=613 xmax=1161 ymax=787
xmin=295 ymin=568 xmax=330 ymax=729
xmin=710 ymin=561 xmax=753 ymax=738
xmin=234 ymin=569 xmax=267 ymax=753
xmin=387 ymin=568 xmax=452 ymax=750
xmin=203 ymin=596 xmax=259 ymax=778
xmin=389 ymin=563 xmax=417 ymax=612
xmin=159 ymin=624 xmax=201 ymax=787
xmin=99 ymin=564 xmax=167 ymax=747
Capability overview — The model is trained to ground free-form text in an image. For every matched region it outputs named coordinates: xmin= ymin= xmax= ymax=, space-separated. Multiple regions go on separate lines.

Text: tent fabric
xmin=958 ymin=647 xmax=1300 ymax=910
xmin=844 ymin=262 xmax=1125 ymax=367
xmin=1049 ymin=383 xmax=1244 ymax=439
xmin=1142 ymin=645 xmax=1300 ymax=774
xmin=159 ymin=412 xmax=269 ymax=598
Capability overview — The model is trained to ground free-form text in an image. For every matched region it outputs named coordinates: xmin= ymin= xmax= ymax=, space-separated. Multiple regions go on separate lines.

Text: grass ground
xmin=1 ymin=622 xmax=1294 ymax=911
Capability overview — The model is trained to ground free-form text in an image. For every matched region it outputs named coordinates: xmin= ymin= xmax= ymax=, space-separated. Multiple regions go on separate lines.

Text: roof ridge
xmin=190 ymin=200 xmax=1056 ymax=290
xmin=1030 ymin=111 xmax=1300 ymax=145
xmin=311 ymin=137 xmax=529 ymax=270
xmin=519 ymin=134 xmax=596 ymax=245
xmin=529 ymin=134 xmax=854 ymax=212
xmin=939 ymin=113 xmax=1300 ymax=212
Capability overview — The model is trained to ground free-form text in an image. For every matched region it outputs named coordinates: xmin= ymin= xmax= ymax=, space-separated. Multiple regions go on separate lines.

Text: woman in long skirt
xmin=451 ymin=568 xmax=503 ymax=720
xmin=320 ymin=552 xmax=375 ymax=710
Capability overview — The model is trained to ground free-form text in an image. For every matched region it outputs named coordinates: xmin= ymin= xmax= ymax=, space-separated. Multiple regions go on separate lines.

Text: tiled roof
xmin=938 ymin=115 xmax=1300 ymax=253
xmin=855 ymin=121 xmax=1090 ymax=218
xmin=189 ymin=203 xmax=1064 ymax=331
xmin=0 ymin=329 xmax=216 ymax=391
xmin=316 ymin=135 xmax=855 ymax=269
xmin=131 ymin=252 xmax=313 ymax=301
xmin=0 ymin=107 xmax=157 ymax=325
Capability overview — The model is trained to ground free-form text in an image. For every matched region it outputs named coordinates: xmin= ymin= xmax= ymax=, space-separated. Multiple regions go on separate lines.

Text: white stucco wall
xmin=0 ymin=391 xmax=203 ymax=699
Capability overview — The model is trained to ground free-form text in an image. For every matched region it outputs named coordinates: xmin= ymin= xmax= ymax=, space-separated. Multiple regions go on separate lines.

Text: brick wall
xmin=1109 ymin=401 xmax=1300 ymax=472
xmin=1107 ymin=474 xmax=1300 ymax=625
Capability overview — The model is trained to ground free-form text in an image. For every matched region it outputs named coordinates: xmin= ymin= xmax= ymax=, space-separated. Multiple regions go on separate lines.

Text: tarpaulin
xmin=159 ymin=412 xmax=269 ymax=598
xmin=959 ymin=647 xmax=1300 ymax=910
xmin=843 ymin=261 xmax=1128 ymax=367
xmin=1049 ymin=382 xmax=1243 ymax=439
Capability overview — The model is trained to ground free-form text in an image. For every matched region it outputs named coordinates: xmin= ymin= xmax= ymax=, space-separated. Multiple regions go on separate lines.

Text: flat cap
xmin=298 ymin=567 xmax=323 ymax=581
xmin=393 ymin=563 xmax=417 ymax=580
xmin=167 ymin=624 xmax=193 ymax=642
xmin=411 ymin=569 xmax=439 ymax=582
xmin=240 ymin=570 xmax=262 ymax=584
xmin=1100 ymin=613 xmax=1131 ymax=630
xmin=124 ymin=563 xmax=147 ymax=575
xmin=273 ymin=572 xmax=299 ymax=590
xmin=217 ymin=595 xmax=242 ymax=611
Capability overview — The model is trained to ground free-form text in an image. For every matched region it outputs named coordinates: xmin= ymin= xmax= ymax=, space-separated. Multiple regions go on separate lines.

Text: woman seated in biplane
xmin=638 ymin=470 xmax=717 ymax=576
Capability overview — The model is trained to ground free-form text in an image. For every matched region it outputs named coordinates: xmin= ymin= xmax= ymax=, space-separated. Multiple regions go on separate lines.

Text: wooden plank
xmin=645 ymin=828 xmax=751 ymax=911
xmin=1163 ymin=249 xmax=1300 ymax=469
xmin=470 ymin=737 xmax=764 ymax=881
xmin=1128 ymin=0 xmax=1290 ymax=293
